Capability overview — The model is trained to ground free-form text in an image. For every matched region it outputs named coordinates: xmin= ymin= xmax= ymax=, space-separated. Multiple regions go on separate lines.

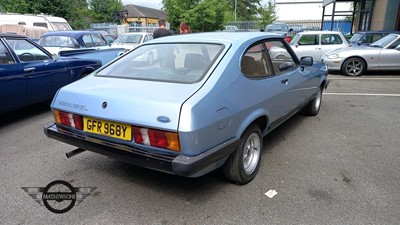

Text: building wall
xmin=371 ymin=0 xmax=400 ymax=30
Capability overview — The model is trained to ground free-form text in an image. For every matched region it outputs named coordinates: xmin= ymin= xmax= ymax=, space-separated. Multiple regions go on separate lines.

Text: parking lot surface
xmin=1 ymin=74 xmax=399 ymax=224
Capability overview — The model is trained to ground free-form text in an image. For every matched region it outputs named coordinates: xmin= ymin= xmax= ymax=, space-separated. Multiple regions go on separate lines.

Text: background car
xmin=322 ymin=33 xmax=400 ymax=76
xmin=289 ymin=24 xmax=305 ymax=34
xmin=111 ymin=32 xmax=153 ymax=51
xmin=265 ymin=23 xmax=293 ymax=43
xmin=44 ymin=32 xmax=328 ymax=185
xmin=38 ymin=30 xmax=125 ymax=64
xmin=349 ymin=30 xmax=400 ymax=46
xmin=290 ymin=30 xmax=350 ymax=62
xmin=0 ymin=33 xmax=102 ymax=113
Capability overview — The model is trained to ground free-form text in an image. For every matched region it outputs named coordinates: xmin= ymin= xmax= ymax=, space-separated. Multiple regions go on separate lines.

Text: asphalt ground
xmin=0 ymin=73 xmax=399 ymax=224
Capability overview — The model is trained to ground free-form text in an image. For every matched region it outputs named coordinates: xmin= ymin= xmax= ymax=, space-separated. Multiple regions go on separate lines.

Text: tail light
xmin=53 ymin=109 xmax=83 ymax=130
xmin=133 ymin=126 xmax=180 ymax=152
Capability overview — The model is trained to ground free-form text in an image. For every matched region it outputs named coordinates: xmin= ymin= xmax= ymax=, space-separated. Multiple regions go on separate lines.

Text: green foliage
xmin=163 ymin=0 xmax=231 ymax=32
xmin=0 ymin=0 xmax=29 ymax=13
xmin=230 ymin=0 xmax=261 ymax=21
xmin=89 ymin=0 xmax=124 ymax=23
xmin=258 ymin=2 xmax=278 ymax=28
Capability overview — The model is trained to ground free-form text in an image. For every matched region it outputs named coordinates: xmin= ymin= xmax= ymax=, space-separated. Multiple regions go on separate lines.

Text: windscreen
xmin=97 ymin=43 xmax=224 ymax=83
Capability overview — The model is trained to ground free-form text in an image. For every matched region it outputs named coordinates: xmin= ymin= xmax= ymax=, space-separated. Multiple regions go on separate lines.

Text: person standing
xmin=179 ymin=22 xmax=192 ymax=34
xmin=153 ymin=18 xmax=172 ymax=39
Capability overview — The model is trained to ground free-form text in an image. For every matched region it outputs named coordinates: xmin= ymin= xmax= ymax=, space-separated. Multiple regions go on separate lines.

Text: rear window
xmin=97 ymin=43 xmax=224 ymax=83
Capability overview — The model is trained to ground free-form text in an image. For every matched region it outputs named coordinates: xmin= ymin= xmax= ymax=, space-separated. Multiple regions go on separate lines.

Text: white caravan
xmin=0 ymin=13 xmax=72 ymax=31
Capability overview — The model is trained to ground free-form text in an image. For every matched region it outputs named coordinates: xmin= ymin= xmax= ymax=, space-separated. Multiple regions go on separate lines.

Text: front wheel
xmin=222 ymin=124 xmax=262 ymax=185
xmin=341 ymin=57 xmax=366 ymax=76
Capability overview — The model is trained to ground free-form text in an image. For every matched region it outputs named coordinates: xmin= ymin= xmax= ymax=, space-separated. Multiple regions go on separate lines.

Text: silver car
xmin=322 ymin=33 xmax=400 ymax=76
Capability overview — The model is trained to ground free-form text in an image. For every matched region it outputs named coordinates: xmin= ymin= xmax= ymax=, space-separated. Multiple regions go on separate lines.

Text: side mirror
xmin=52 ymin=54 xmax=59 ymax=61
xmin=295 ymin=43 xmax=299 ymax=48
xmin=395 ymin=45 xmax=400 ymax=50
xmin=289 ymin=28 xmax=293 ymax=32
xmin=300 ymin=56 xmax=313 ymax=67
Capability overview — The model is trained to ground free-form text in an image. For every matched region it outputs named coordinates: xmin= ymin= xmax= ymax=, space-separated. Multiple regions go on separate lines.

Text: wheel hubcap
xmin=315 ymin=89 xmax=321 ymax=110
xmin=346 ymin=60 xmax=362 ymax=75
xmin=243 ymin=133 xmax=261 ymax=174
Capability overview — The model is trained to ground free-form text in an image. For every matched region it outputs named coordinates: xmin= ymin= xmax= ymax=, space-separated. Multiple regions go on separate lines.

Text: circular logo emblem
xmin=102 ymin=101 xmax=108 ymax=109
xmin=42 ymin=180 xmax=76 ymax=214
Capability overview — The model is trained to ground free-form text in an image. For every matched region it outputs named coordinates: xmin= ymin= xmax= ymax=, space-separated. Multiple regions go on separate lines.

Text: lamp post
xmin=234 ymin=0 xmax=237 ymax=22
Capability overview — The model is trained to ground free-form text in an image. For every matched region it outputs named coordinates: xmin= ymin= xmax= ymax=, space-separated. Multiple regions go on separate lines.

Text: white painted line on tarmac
xmin=328 ymin=77 xmax=400 ymax=80
xmin=324 ymin=92 xmax=400 ymax=97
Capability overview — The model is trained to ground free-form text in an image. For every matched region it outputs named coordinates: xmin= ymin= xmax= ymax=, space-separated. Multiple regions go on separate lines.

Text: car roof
xmin=120 ymin=32 xmax=151 ymax=35
xmin=41 ymin=30 xmax=105 ymax=38
xmin=296 ymin=31 xmax=343 ymax=35
xmin=0 ymin=32 xmax=26 ymax=38
xmin=149 ymin=32 xmax=282 ymax=45
xmin=354 ymin=30 xmax=400 ymax=34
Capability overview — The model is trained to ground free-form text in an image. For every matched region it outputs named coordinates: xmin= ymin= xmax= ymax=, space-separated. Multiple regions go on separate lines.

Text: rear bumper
xmin=43 ymin=123 xmax=238 ymax=177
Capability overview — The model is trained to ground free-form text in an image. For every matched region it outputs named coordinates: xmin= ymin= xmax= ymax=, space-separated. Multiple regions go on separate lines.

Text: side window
xmin=388 ymin=39 xmax=400 ymax=49
xmin=361 ymin=34 xmax=373 ymax=43
xmin=143 ymin=35 xmax=149 ymax=42
xmin=83 ymin=35 xmax=93 ymax=47
xmin=33 ymin=23 xmax=48 ymax=29
xmin=321 ymin=34 xmax=343 ymax=45
xmin=298 ymin=35 xmax=319 ymax=45
xmin=371 ymin=34 xmax=383 ymax=42
xmin=0 ymin=41 xmax=15 ymax=64
xmin=265 ymin=40 xmax=296 ymax=75
xmin=241 ymin=44 xmax=273 ymax=78
xmin=6 ymin=38 xmax=51 ymax=62
xmin=91 ymin=34 xmax=107 ymax=47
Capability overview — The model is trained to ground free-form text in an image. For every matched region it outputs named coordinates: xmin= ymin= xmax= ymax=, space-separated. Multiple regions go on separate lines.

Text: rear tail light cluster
xmin=53 ymin=109 xmax=180 ymax=152
xmin=53 ymin=109 xmax=83 ymax=130
xmin=133 ymin=127 xmax=180 ymax=152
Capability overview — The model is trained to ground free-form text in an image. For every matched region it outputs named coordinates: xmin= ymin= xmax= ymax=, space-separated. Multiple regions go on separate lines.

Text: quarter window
xmin=0 ymin=41 xmax=15 ymax=64
xmin=241 ymin=44 xmax=272 ymax=78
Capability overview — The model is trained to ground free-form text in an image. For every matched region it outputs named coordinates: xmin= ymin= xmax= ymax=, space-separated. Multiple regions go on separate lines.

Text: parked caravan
xmin=0 ymin=24 xmax=48 ymax=39
xmin=0 ymin=13 xmax=72 ymax=31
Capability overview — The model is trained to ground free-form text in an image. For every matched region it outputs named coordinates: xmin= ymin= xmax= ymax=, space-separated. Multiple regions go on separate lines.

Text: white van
xmin=0 ymin=13 xmax=72 ymax=31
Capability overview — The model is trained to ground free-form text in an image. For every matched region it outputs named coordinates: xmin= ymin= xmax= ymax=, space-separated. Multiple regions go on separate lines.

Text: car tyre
xmin=222 ymin=124 xmax=262 ymax=185
xmin=302 ymin=87 xmax=322 ymax=116
xmin=342 ymin=57 xmax=366 ymax=76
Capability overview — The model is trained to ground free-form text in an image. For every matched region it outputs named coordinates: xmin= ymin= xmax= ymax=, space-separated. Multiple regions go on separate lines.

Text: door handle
xmin=24 ymin=67 xmax=35 ymax=72
xmin=281 ymin=79 xmax=289 ymax=85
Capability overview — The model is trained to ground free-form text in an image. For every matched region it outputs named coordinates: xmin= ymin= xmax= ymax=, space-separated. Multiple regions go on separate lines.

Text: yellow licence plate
xmin=83 ymin=117 xmax=132 ymax=141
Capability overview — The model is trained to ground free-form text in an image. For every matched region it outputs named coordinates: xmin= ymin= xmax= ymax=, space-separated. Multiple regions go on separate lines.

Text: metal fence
xmin=226 ymin=19 xmax=352 ymax=34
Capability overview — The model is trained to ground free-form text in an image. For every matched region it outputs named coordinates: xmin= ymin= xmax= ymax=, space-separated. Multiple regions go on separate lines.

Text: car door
xmin=378 ymin=38 xmax=400 ymax=69
xmin=0 ymin=38 xmax=26 ymax=112
xmin=291 ymin=34 xmax=321 ymax=61
xmin=320 ymin=33 xmax=347 ymax=56
xmin=6 ymin=37 xmax=69 ymax=103
xmin=266 ymin=39 xmax=316 ymax=111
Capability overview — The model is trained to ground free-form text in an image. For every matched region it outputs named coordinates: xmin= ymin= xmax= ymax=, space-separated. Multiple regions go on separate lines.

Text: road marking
xmin=328 ymin=77 xmax=400 ymax=81
xmin=324 ymin=92 xmax=400 ymax=97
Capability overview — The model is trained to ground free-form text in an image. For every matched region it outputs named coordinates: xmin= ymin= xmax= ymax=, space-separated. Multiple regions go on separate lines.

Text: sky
xmin=121 ymin=0 xmax=351 ymax=20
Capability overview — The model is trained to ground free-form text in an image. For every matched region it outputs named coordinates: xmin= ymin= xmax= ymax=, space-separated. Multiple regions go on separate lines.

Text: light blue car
xmin=44 ymin=32 xmax=329 ymax=184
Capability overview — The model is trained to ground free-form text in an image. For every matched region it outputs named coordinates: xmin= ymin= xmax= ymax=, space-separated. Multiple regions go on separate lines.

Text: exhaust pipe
xmin=66 ymin=148 xmax=86 ymax=158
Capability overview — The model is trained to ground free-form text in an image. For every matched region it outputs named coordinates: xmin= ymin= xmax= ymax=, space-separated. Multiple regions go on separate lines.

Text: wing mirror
xmin=52 ymin=54 xmax=59 ymax=61
xmin=395 ymin=45 xmax=400 ymax=51
xmin=300 ymin=56 xmax=313 ymax=67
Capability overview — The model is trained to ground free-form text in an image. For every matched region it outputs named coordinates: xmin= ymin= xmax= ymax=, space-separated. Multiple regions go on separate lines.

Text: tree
xmin=89 ymin=0 xmax=124 ymax=23
xmin=229 ymin=0 xmax=261 ymax=21
xmin=258 ymin=1 xmax=278 ymax=28
xmin=0 ymin=0 xmax=29 ymax=13
xmin=163 ymin=0 xmax=227 ymax=32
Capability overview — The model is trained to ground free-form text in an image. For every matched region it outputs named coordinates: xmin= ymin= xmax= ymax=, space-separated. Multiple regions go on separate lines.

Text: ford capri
xmin=44 ymin=32 xmax=328 ymax=184
xmin=322 ymin=33 xmax=400 ymax=76
xmin=0 ymin=33 xmax=102 ymax=113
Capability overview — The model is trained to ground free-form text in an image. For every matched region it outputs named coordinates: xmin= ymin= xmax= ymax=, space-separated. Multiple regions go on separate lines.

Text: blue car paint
xmin=0 ymin=33 xmax=102 ymax=113
xmin=45 ymin=32 xmax=328 ymax=178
